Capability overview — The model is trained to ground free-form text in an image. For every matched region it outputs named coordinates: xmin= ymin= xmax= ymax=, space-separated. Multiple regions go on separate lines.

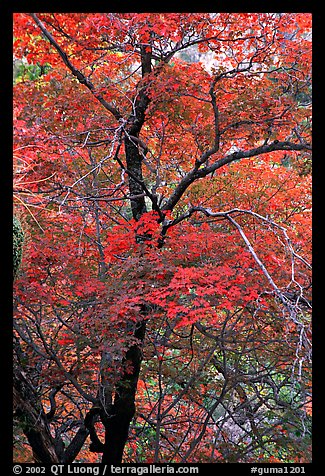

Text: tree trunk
xmin=124 ymin=136 xmax=147 ymax=221
xmin=101 ymin=320 xmax=146 ymax=463
xmin=100 ymin=45 xmax=153 ymax=463
xmin=13 ymin=370 xmax=60 ymax=464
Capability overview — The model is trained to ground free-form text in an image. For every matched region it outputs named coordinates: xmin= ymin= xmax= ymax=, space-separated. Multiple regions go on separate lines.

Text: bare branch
xmin=30 ymin=14 xmax=122 ymax=121
xmin=162 ymin=140 xmax=311 ymax=212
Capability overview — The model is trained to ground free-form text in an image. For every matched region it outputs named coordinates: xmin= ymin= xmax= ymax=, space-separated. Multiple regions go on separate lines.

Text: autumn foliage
xmin=13 ymin=13 xmax=312 ymax=464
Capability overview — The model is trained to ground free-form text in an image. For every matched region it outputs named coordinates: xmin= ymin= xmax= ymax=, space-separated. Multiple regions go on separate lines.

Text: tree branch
xmin=84 ymin=407 xmax=105 ymax=453
xmin=162 ymin=140 xmax=311 ymax=212
xmin=45 ymin=385 xmax=64 ymax=421
xmin=30 ymin=13 xmax=122 ymax=121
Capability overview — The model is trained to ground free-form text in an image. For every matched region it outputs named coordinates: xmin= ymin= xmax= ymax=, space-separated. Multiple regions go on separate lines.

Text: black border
xmin=3 ymin=3 xmax=319 ymax=474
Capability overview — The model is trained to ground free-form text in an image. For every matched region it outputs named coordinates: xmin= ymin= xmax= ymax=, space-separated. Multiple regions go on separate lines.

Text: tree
xmin=13 ymin=13 xmax=312 ymax=464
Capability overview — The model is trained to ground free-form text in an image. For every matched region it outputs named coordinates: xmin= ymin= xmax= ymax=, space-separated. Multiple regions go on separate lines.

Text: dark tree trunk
xmin=13 ymin=370 xmax=60 ymax=464
xmin=101 ymin=320 xmax=146 ymax=463
xmin=123 ymin=44 xmax=152 ymax=221
xmin=100 ymin=46 xmax=153 ymax=463
xmin=124 ymin=136 xmax=148 ymax=221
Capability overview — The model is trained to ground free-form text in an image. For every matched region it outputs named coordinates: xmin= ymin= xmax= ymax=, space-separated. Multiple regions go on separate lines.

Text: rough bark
xmin=123 ymin=44 xmax=152 ymax=220
xmin=13 ymin=215 xmax=24 ymax=279
xmin=101 ymin=320 xmax=146 ymax=463
xmin=124 ymin=136 xmax=148 ymax=221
